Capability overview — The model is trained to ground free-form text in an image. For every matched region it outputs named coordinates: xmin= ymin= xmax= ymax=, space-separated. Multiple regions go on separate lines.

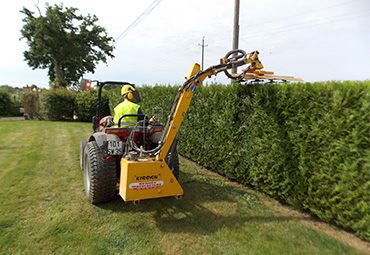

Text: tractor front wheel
xmin=83 ymin=141 xmax=117 ymax=204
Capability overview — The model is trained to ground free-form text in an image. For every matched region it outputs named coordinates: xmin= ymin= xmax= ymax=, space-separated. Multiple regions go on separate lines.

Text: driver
xmin=113 ymin=84 xmax=156 ymax=127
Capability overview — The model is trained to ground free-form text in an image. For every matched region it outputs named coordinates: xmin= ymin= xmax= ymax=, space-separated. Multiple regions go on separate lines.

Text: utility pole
xmin=198 ymin=36 xmax=208 ymax=70
xmin=232 ymin=0 xmax=240 ymax=74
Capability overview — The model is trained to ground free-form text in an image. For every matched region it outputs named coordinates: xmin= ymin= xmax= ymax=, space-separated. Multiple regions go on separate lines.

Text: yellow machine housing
xmin=118 ymin=64 xmax=202 ymax=203
xmin=119 ymin=159 xmax=183 ymax=203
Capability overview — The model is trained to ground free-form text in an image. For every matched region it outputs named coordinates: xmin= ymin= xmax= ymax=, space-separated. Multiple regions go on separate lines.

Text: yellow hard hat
xmin=121 ymin=84 xmax=135 ymax=96
xmin=121 ymin=84 xmax=141 ymax=103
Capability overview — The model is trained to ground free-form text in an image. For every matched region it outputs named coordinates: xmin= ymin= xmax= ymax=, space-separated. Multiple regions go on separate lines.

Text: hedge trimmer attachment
xmin=221 ymin=50 xmax=303 ymax=83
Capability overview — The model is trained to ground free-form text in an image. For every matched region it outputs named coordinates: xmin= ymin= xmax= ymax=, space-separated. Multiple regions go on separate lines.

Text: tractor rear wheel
xmin=83 ymin=141 xmax=117 ymax=204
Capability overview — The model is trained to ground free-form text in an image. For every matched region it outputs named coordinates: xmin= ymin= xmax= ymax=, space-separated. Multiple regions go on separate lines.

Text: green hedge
xmin=177 ymin=84 xmax=240 ymax=177
xmin=114 ymin=81 xmax=369 ymax=240
xmin=74 ymin=89 xmax=110 ymax=122
xmin=182 ymin=81 xmax=370 ymax=240
xmin=39 ymin=88 xmax=75 ymax=121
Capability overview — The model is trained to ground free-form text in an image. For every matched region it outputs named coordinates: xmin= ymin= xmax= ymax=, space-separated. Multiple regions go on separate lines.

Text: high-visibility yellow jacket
xmin=113 ymin=100 xmax=142 ymax=127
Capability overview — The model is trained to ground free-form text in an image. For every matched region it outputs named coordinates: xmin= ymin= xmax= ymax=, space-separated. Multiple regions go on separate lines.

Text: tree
xmin=20 ymin=4 xmax=114 ymax=88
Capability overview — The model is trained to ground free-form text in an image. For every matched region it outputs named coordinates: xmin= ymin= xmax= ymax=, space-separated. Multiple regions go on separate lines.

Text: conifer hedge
xmin=109 ymin=81 xmax=370 ymax=240
xmin=74 ymin=89 xmax=110 ymax=122
xmin=109 ymin=85 xmax=180 ymax=120
xmin=184 ymin=81 xmax=369 ymax=240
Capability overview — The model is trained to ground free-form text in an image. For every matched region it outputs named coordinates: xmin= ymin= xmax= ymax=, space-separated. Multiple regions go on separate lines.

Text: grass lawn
xmin=0 ymin=120 xmax=368 ymax=254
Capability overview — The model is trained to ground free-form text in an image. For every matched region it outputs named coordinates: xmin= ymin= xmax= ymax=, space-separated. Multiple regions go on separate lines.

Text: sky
xmin=0 ymin=0 xmax=369 ymax=88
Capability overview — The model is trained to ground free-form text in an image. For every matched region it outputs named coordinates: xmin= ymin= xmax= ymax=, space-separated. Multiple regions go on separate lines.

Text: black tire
xmin=80 ymin=141 xmax=87 ymax=171
xmin=83 ymin=141 xmax=117 ymax=204
xmin=165 ymin=139 xmax=180 ymax=180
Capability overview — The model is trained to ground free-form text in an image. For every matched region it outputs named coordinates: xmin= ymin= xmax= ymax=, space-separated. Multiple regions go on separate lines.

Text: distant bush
xmin=0 ymin=89 xmax=13 ymax=116
xmin=75 ymin=89 xmax=110 ymax=122
xmin=0 ymin=89 xmax=22 ymax=116
xmin=39 ymin=88 xmax=75 ymax=120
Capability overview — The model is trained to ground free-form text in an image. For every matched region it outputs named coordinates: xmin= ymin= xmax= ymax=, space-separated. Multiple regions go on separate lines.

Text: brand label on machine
xmin=135 ymin=174 xmax=159 ymax=181
xmin=129 ymin=181 xmax=164 ymax=190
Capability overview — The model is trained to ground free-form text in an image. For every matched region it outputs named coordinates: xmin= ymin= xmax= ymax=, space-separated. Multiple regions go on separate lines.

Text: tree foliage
xmin=0 ymin=85 xmax=20 ymax=94
xmin=20 ymin=4 xmax=114 ymax=88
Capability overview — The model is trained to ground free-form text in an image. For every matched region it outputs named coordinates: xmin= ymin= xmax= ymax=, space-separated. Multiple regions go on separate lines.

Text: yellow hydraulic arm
xmin=119 ymin=49 xmax=302 ymax=204
xmin=157 ymin=49 xmax=302 ymax=160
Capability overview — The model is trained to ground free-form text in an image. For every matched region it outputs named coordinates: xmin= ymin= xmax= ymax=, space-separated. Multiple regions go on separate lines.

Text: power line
xmin=114 ymin=0 xmax=162 ymax=45
xmin=238 ymin=10 xmax=369 ymax=41
xmin=116 ymin=1 xmax=368 ymax=79
xmin=206 ymin=8 xmax=369 ymax=45
xmin=242 ymin=0 xmax=364 ymax=29
xmin=199 ymin=0 xmax=365 ymax=40
xmin=125 ymin=10 xmax=368 ymax=78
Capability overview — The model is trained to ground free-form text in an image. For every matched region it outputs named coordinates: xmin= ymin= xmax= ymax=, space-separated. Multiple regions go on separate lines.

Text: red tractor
xmin=80 ymin=81 xmax=179 ymax=204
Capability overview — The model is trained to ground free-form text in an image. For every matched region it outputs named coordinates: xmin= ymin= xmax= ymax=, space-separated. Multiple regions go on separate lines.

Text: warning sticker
xmin=129 ymin=181 xmax=164 ymax=190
